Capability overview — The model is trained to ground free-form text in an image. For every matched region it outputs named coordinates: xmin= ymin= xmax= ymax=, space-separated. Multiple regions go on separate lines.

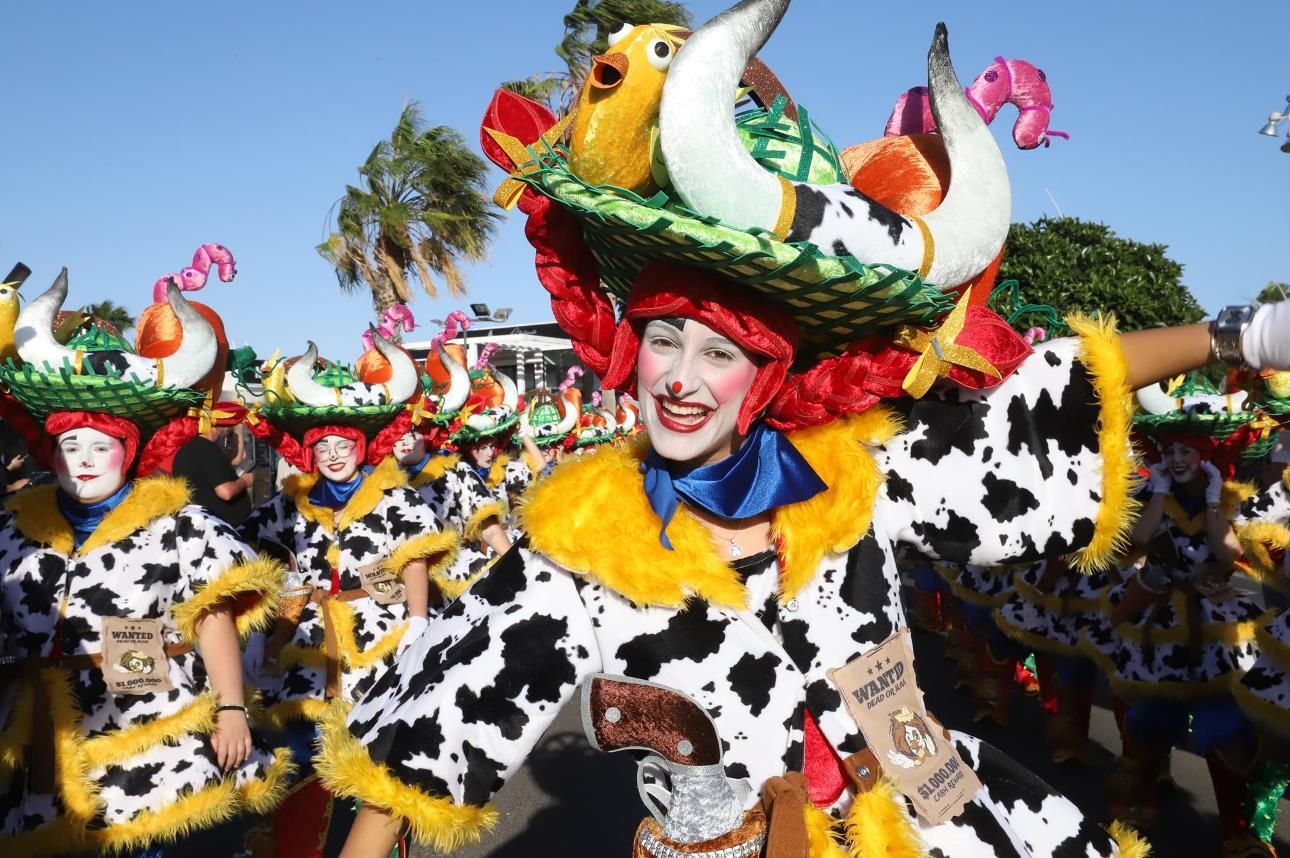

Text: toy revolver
xmin=581 ymin=673 xmax=766 ymax=857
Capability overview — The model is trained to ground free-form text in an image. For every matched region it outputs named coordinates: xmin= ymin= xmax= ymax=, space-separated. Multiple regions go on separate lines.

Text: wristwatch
xmin=1210 ymin=305 xmax=1256 ymax=367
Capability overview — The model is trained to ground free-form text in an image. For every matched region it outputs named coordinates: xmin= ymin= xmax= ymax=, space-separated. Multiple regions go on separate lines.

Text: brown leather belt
xmin=59 ymin=642 xmax=194 ymax=671
xmin=265 ymin=585 xmax=371 ymax=698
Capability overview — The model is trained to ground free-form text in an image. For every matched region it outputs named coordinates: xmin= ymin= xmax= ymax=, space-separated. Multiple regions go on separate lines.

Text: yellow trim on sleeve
xmin=1066 ymin=314 xmax=1142 ymax=573
xmin=384 ymin=531 xmax=460 ymax=581
xmin=0 ymin=680 xmax=34 ymax=772
xmin=842 ymin=777 xmax=926 ymax=858
xmin=81 ymin=693 xmax=217 ymax=770
xmin=172 ymin=555 xmax=286 ymax=643
xmin=463 ymin=501 xmax=506 ymax=542
xmin=262 ymin=696 xmax=333 ymax=730
xmin=315 ymin=700 xmax=498 ymax=853
xmin=1238 ymin=520 xmax=1290 ymax=583
xmin=323 ymin=598 xmax=406 ymax=671
xmin=1107 ymin=820 xmax=1152 ymax=858
xmin=993 ymin=607 xmax=1085 ymax=658
xmin=436 ymin=570 xmax=485 ymax=601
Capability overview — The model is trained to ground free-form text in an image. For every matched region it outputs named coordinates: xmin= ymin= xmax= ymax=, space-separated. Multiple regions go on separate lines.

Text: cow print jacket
xmin=239 ymin=458 xmax=456 ymax=724
xmin=317 ymin=327 xmax=1137 ymax=856
xmin=0 ymin=478 xmax=292 ymax=855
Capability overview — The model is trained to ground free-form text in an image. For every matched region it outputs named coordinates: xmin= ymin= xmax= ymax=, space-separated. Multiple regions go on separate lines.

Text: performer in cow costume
xmin=239 ymin=338 xmax=457 ymax=856
xmin=0 ymin=271 xmax=291 ymax=856
xmin=1081 ymin=376 xmax=1272 ymax=852
xmin=320 ymin=2 xmax=1290 ymax=855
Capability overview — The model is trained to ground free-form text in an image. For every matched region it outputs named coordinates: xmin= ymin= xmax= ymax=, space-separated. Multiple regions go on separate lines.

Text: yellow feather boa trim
xmin=519 ymin=410 xmax=896 ymax=610
xmin=436 ymin=569 xmax=485 ymax=601
xmin=410 ymin=453 xmax=459 ymax=489
xmin=1237 ymin=520 xmax=1290 ymax=583
xmin=1107 ymin=820 xmax=1152 ymax=858
xmin=463 ymin=500 xmax=506 ymax=542
xmin=262 ymin=696 xmax=333 ymax=730
xmin=172 ymin=555 xmax=285 ymax=643
xmin=384 ymin=530 xmax=460 ymax=582
xmin=5 ymin=477 xmax=191 ymax=556
xmin=1082 ymin=640 xmax=1239 ymax=701
xmin=804 ymin=801 xmax=848 ymax=858
xmin=842 ymin=778 xmax=926 ymax=858
xmin=1066 ymin=314 xmax=1141 ymax=573
xmin=993 ymin=607 xmax=1085 ymax=658
xmin=0 ymin=679 xmax=34 ymax=772
xmin=315 ymin=699 xmax=498 ymax=852
xmin=283 ymin=458 xmax=408 ymax=536
xmin=323 ymin=598 xmax=406 ymax=671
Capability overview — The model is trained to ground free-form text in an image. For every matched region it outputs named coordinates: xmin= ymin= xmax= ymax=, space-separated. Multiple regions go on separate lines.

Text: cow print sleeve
xmin=170 ymin=508 xmax=284 ymax=643
xmin=239 ymin=492 xmax=290 ymax=553
xmin=317 ymin=543 xmax=601 ymax=847
xmin=875 ymin=318 xmax=1137 ymax=571
xmin=1234 ymin=472 xmax=1290 ymax=582
xmin=503 ymin=459 xmax=533 ymax=507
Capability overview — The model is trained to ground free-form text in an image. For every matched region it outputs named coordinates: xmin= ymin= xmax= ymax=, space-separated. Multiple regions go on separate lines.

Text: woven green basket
xmin=258 ymin=402 xmax=406 ymax=439
xmin=449 ymin=411 xmax=520 ymax=444
xmin=0 ymin=359 xmax=205 ymax=433
xmin=525 ymin=153 xmax=954 ymax=360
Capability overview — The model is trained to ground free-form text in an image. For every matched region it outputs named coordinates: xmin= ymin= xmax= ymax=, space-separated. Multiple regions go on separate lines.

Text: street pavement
xmin=414 ymin=626 xmax=1290 ymax=857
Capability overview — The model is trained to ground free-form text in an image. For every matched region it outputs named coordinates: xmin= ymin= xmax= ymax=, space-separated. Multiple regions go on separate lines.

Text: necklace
xmin=727 ymin=536 xmax=743 ymax=559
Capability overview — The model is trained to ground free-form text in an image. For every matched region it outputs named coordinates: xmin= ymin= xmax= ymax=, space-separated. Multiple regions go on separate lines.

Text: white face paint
xmin=636 ymin=318 xmax=759 ymax=468
xmin=313 ymin=434 xmax=361 ymax=483
xmin=1163 ymin=441 xmax=1203 ymax=485
xmin=392 ymin=430 xmax=426 ymax=466
xmin=55 ymin=427 xmax=128 ymax=503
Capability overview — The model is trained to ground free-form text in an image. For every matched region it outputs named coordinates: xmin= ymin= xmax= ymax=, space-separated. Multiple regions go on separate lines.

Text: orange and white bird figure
xmin=568 ymin=22 xmax=687 ymax=195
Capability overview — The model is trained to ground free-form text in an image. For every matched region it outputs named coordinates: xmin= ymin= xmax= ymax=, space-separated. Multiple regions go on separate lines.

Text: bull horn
xmin=1135 ymin=382 xmax=1176 ymax=416
xmin=660 ymin=3 xmax=1009 ymax=289
xmin=919 ymin=23 xmax=1011 ymax=286
xmin=369 ymin=329 xmax=418 ymax=402
xmin=659 ymin=0 xmax=789 ymax=234
xmin=157 ymin=282 xmax=218 ymax=389
xmin=598 ymin=407 xmax=618 ymax=432
xmin=618 ymin=401 xmax=637 ymax=433
xmin=436 ymin=340 xmax=470 ymax=413
xmin=556 ymin=391 xmax=579 ymax=433
xmin=14 ymin=268 xmax=76 ymax=369
xmin=498 ymin=370 xmax=518 ymax=412
xmin=285 ymin=342 xmax=336 ymax=407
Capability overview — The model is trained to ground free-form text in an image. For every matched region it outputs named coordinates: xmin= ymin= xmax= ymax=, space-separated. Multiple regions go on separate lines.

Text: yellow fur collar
xmin=4 ymin=478 xmax=191 ymax=556
xmin=283 ymin=458 xmax=407 ymax=535
xmin=410 ymin=453 xmax=458 ymax=490
xmin=1163 ymin=481 xmax=1256 ymax=537
xmin=518 ymin=410 xmax=899 ymax=610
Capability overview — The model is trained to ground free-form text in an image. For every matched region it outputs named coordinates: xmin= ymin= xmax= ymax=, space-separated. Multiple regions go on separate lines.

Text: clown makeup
xmin=1163 ymin=440 xmax=1204 ymax=485
xmin=465 ymin=438 xmax=499 ymax=469
xmin=55 ymin=427 xmax=128 ymax=503
xmin=637 ymin=317 xmax=760 ymax=467
xmin=392 ymin=430 xmax=427 ymax=466
xmin=313 ymin=435 xmax=361 ymax=483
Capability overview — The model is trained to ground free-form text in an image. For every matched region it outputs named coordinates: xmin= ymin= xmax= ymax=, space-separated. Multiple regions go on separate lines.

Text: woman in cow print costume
xmin=0 ymin=274 xmax=292 ymax=856
xmin=321 ymin=2 xmax=1290 ymax=855
xmin=433 ymin=357 xmax=534 ymax=599
xmin=1081 ymin=376 xmax=1271 ymax=851
xmin=239 ymin=339 xmax=457 ymax=856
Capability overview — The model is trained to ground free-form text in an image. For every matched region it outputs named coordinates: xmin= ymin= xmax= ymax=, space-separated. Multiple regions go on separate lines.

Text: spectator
xmin=172 ymin=408 xmax=254 ymax=525
xmin=0 ymin=418 xmax=36 ymax=495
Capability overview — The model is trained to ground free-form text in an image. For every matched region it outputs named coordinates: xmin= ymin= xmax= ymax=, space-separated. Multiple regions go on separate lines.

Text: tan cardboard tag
xmin=101 ymin=617 xmax=174 ymax=695
xmin=357 ymin=561 xmax=406 ymax=606
xmin=828 ymin=629 xmax=980 ymax=825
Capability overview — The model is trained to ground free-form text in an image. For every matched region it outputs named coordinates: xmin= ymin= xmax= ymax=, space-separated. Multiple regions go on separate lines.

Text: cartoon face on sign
xmin=885 ymin=707 xmax=938 ymax=769
xmin=114 ymin=651 xmax=156 ymax=675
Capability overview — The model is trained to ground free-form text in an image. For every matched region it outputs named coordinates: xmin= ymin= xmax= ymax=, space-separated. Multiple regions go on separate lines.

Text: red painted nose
xmin=670 ymin=381 xmax=683 ymax=394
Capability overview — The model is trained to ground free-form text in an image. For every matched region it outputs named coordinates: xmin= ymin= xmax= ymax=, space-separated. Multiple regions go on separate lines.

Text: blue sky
xmin=2 ymin=1 xmax=1287 ymax=360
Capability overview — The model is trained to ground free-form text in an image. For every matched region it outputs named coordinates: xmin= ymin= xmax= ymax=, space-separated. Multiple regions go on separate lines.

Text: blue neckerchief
xmin=471 ymin=463 xmax=492 ymax=484
xmin=640 ymin=422 xmax=827 ymax=550
xmin=403 ymin=453 xmax=432 ymax=481
xmin=309 ymin=466 xmax=372 ymax=509
xmin=57 ymin=483 xmax=133 ymax=548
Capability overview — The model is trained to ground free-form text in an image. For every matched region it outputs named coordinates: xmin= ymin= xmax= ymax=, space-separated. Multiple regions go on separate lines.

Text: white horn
xmin=660 ymin=4 xmax=1009 ymax=290
xmin=1135 ymin=382 xmax=1176 ymax=416
xmin=285 ymin=342 xmax=336 ymax=407
xmin=919 ymin=23 xmax=1011 ymax=287
xmin=370 ymin=330 xmax=418 ymax=402
xmin=556 ymin=392 xmax=579 ymax=434
xmin=498 ymin=370 xmax=518 ymax=412
xmin=156 ymin=282 xmax=218 ymax=389
xmin=436 ymin=340 xmax=470 ymax=413
xmin=598 ymin=407 xmax=618 ymax=433
xmin=15 ymin=267 xmax=77 ymax=369
xmin=660 ymin=0 xmax=789 ymax=235
xmin=618 ymin=401 xmax=637 ymax=433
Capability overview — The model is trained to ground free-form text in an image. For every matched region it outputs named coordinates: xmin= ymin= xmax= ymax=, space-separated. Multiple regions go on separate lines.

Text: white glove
xmin=1147 ymin=462 xmax=1173 ymax=494
xmin=1242 ymin=301 xmax=1290 ymax=370
xmin=243 ymin=634 xmax=266 ymax=684
xmin=398 ymin=615 xmax=429 ymax=657
xmin=1201 ymin=461 xmax=1223 ymax=506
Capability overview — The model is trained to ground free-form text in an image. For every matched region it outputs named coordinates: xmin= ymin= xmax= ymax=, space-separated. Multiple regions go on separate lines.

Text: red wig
xmin=248 ymin=421 xmax=367 ymax=474
xmin=45 ymin=411 xmax=141 ymax=472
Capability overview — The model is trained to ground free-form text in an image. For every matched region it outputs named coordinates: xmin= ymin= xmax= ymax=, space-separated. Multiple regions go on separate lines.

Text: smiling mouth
xmin=653 ymin=396 xmax=713 ymax=434
xmin=325 ymin=462 xmax=347 ymax=472
xmin=76 ymin=475 xmax=98 ymax=481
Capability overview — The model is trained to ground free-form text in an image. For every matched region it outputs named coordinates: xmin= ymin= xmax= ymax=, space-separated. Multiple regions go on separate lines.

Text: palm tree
xmin=82 ymin=301 xmax=135 ymax=335
xmin=317 ymin=103 xmax=500 ymax=317
xmin=503 ymin=0 xmax=692 ymax=114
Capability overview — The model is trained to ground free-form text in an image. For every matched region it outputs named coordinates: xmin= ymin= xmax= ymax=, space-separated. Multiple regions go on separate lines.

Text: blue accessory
xmin=309 ymin=466 xmax=372 ymax=509
xmin=403 ymin=452 xmax=432 ymax=481
xmin=640 ymin=422 xmax=827 ymax=550
xmin=57 ymin=482 xmax=133 ymax=548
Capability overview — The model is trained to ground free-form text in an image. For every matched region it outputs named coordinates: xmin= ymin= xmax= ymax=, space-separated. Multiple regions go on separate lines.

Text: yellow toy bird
xmin=568 ymin=22 xmax=687 ymax=195
xmin=0 ymin=263 xmax=31 ymax=363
